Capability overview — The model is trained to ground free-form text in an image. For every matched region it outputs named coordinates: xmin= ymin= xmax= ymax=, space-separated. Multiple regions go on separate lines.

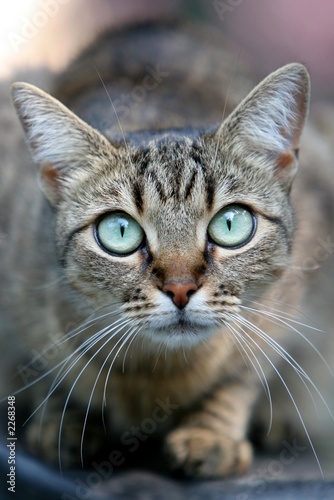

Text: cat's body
xmin=1 ymin=21 xmax=334 ymax=477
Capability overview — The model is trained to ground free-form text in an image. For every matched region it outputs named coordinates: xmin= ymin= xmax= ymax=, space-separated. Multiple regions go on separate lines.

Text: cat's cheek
xmin=208 ymin=216 xmax=288 ymax=278
xmin=75 ymin=226 xmax=150 ymax=272
xmin=63 ymin=236 xmax=151 ymax=307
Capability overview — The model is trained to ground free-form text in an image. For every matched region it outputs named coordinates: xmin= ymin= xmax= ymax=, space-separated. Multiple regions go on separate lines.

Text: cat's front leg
xmin=164 ymin=381 xmax=258 ymax=478
xmin=25 ymin=392 xmax=106 ymax=467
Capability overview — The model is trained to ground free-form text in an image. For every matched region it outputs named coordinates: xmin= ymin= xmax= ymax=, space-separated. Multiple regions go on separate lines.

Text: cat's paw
xmin=164 ymin=427 xmax=253 ymax=478
xmin=26 ymin=414 xmax=105 ymax=467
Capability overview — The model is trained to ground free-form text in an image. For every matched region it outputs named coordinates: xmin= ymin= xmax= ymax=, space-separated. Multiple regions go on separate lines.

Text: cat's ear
xmin=11 ymin=82 xmax=116 ymax=206
xmin=216 ymin=63 xmax=310 ymax=189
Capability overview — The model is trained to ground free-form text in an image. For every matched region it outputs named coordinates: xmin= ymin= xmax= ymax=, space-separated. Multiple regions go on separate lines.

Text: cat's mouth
xmin=143 ymin=313 xmax=218 ymax=346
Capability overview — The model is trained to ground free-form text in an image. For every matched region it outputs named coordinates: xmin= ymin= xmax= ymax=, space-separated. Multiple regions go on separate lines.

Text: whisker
xmin=238 ymin=311 xmax=334 ymax=423
xmin=228 ymin=315 xmax=324 ymax=478
xmin=212 ymin=46 xmax=242 ymax=169
xmin=102 ymin=323 xmax=143 ymax=409
xmin=224 ymin=320 xmax=273 ymax=433
xmin=101 ymin=325 xmax=141 ymax=433
xmin=44 ymin=316 xmax=128 ymax=396
xmin=122 ymin=328 xmax=141 ymax=373
xmin=244 ymin=294 xmax=322 ymax=329
xmin=3 ymin=333 xmax=108 ymax=402
xmin=224 ymin=323 xmax=252 ymax=373
xmin=241 ymin=305 xmax=333 ymax=378
xmin=25 ymin=274 xmax=67 ymax=290
xmin=182 ymin=345 xmax=188 ymax=364
xmin=235 ymin=313 xmax=313 ymax=381
xmin=36 ymin=317 xmax=128 ymax=438
xmin=15 ymin=307 xmax=123 ymax=379
xmin=81 ymin=327 xmax=138 ymax=466
xmin=152 ymin=338 xmax=166 ymax=373
xmin=56 ymin=306 xmax=124 ymax=347
xmin=243 ymin=301 xmax=323 ymax=332
xmin=25 ymin=317 xmax=130 ymax=427
xmin=94 ymin=65 xmax=134 ymax=169
xmin=100 ymin=326 xmax=141 ymax=434
xmin=57 ymin=320 xmax=131 ymax=473
xmin=233 ymin=313 xmax=332 ymax=417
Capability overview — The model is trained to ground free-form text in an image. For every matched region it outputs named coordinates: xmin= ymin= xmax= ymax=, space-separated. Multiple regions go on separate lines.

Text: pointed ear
xmin=11 ymin=82 xmax=116 ymax=205
xmin=217 ymin=63 xmax=310 ymax=189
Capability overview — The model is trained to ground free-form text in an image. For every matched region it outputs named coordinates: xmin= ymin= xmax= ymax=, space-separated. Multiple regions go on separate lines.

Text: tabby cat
xmin=1 ymin=21 xmax=333 ymax=478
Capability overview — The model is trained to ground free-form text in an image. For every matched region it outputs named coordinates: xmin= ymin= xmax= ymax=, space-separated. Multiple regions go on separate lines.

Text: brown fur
xmin=1 ymin=21 xmax=334 ymax=477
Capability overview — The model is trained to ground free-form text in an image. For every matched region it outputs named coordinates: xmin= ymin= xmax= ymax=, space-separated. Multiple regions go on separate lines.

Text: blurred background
xmin=1 ymin=0 xmax=334 ymax=100
xmin=1 ymin=2 xmax=334 ymax=496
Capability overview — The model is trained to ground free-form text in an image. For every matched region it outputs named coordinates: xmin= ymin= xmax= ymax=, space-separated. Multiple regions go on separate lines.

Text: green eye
xmin=208 ymin=205 xmax=255 ymax=248
xmin=96 ymin=212 xmax=144 ymax=255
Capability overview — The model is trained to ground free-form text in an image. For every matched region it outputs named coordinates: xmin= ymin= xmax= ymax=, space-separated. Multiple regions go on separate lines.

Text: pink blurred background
xmin=1 ymin=0 xmax=333 ymax=99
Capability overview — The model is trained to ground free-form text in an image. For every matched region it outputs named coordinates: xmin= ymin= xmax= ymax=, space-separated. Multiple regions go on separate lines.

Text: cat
xmin=1 ymin=20 xmax=334 ymax=478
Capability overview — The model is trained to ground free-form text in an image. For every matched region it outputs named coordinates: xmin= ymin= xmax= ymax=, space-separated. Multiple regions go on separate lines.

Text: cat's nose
xmin=162 ymin=280 xmax=198 ymax=310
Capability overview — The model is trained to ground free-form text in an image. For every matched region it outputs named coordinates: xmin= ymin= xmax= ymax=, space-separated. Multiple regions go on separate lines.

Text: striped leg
xmin=164 ymin=382 xmax=258 ymax=477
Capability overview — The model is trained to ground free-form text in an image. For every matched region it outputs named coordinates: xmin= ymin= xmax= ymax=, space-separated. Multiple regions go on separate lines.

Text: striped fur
xmin=1 ymin=22 xmax=334 ymax=477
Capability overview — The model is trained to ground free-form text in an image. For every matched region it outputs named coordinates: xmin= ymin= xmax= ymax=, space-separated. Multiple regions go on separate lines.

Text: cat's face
xmin=50 ymin=136 xmax=294 ymax=348
xmin=11 ymin=63 xmax=309 ymax=348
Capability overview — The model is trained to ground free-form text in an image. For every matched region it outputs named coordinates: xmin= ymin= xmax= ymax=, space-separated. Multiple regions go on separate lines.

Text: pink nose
xmin=162 ymin=280 xmax=198 ymax=309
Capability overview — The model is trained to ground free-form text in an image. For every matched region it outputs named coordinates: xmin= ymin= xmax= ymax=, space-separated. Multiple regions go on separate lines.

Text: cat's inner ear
xmin=217 ymin=63 xmax=310 ymax=188
xmin=11 ymin=82 xmax=116 ymax=205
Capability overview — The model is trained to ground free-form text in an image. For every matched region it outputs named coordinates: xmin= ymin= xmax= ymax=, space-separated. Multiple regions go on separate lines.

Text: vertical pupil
xmin=120 ymin=223 xmax=125 ymax=237
xmin=226 ymin=218 xmax=232 ymax=231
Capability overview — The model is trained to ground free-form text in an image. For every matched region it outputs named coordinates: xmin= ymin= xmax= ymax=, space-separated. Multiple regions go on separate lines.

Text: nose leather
xmin=162 ymin=280 xmax=198 ymax=309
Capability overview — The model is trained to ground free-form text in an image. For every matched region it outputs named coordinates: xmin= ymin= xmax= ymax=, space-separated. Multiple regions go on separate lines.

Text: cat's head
xmin=11 ymin=63 xmax=309 ymax=348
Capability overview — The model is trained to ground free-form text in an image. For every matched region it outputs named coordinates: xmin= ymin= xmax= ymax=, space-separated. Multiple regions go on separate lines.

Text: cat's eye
xmin=96 ymin=212 xmax=145 ymax=255
xmin=208 ymin=205 xmax=255 ymax=248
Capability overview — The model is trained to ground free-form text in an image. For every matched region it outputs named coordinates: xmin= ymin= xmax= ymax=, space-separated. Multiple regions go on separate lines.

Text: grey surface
xmin=1 ymin=444 xmax=334 ymax=500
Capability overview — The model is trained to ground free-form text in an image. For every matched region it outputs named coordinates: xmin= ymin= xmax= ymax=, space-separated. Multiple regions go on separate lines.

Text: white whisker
xmin=81 ymin=327 xmax=138 ymax=466
xmin=212 ymin=47 xmax=242 ymax=169
xmin=224 ymin=320 xmax=273 ymax=433
xmin=100 ymin=325 xmax=141 ymax=433
xmin=152 ymin=338 xmax=166 ymax=373
xmin=122 ymin=328 xmax=141 ymax=373
xmin=25 ymin=317 xmax=130 ymax=427
xmin=233 ymin=314 xmax=329 ymax=418
xmin=12 ymin=307 xmax=123 ymax=388
xmin=241 ymin=304 xmax=333 ymax=378
xmin=94 ymin=65 xmax=134 ymax=169
xmin=102 ymin=324 xmax=139 ymax=409
xmin=230 ymin=314 xmax=324 ymax=478
xmin=235 ymin=313 xmax=313 ymax=382
xmin=45 ymin=316 xmax=128 ymax=397
xmin=243 ymin=300 xmax=323 ymax=332
xmin=36 ymin=317 xmax=128 ymax=439
xmin=238 ymin=312 xmax=334 ymax=426
xmin=57 ymin=319 xmax=132 ymax=473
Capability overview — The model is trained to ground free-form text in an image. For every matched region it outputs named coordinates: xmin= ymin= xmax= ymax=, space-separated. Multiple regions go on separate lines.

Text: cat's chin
xmin=142 ymin=320 xmax=218 ymax=349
